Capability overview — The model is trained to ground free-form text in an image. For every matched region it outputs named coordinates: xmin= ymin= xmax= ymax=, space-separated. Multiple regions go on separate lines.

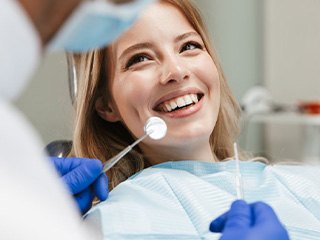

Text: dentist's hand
xmin=50 ymin=157 xmax=109 ymax=214
xmin=210 ymin=200 xmax=289 ymax=240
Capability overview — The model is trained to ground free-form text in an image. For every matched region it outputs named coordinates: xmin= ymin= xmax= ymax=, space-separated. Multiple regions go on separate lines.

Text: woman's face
xmin=106 ymin=2 xmax=220 ymax=163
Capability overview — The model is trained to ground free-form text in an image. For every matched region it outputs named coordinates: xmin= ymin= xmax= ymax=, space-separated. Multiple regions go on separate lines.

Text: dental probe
xmin=102 ymin=117 xmax=167 ymax=173
xmin=234 ymin=142 xmax=244 ymax=199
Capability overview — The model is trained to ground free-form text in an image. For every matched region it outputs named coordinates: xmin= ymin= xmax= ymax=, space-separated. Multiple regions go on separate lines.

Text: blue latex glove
xmin=50 ymin=157 xmax=109 ymax=214
xmin=210 ymin=200 xmax=289 ymax=240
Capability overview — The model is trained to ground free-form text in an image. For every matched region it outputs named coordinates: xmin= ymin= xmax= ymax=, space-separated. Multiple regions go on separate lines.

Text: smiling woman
xmin=69 ymin=0 xmax=320 ymax=239
xmin=70 ymin=0 xmax=240 ymax=188
xmin=101 ymin=1 xmax=224 ymax=165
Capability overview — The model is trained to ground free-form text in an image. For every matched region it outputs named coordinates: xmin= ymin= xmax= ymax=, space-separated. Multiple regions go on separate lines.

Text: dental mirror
xmin=102 ymin=117 xmax=167 ymax=173
xmin=144 ymin=116 xmax=167 ymax=140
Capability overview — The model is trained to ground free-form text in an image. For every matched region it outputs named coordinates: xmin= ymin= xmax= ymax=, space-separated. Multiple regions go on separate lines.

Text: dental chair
xmin=45 ymin=140 xmax=73 ymax=157
xmin=45 ymin=54 xmax=77 ymax=157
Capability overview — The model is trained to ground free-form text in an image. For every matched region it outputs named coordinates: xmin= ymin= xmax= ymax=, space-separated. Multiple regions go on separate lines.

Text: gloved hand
xmin=50 ymin=157 xmax=109 ymax=214
xmin=210 ymin=200 xmax=289 ymax=240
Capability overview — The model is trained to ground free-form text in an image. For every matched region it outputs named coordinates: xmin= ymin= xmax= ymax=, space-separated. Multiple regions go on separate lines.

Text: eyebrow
xmin=174 ymin=31 xmax=200 ymax=42
xmin=119 ymin=42 xmax=153 ymax=62
xmin=118 ymin=31 xmax=200 ymax=61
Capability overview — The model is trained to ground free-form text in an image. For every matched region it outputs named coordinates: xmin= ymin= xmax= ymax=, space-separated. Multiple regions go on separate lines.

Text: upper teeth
xmin=159 ymin=94 xmax=199 ymax=112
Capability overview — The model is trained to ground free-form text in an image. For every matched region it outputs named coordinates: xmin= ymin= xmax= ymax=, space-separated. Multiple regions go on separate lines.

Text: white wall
xmin=263 ymin=0 xmax=320 ymax=161
xmin=14 ymin=52 xmax=73 ymax=145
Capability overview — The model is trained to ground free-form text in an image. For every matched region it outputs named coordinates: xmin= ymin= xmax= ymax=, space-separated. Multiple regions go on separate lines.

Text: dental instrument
xmin=234 ymin=142 xmax=244 ymax=199
xmin=102 ymin=117 xmax=167 ymax=173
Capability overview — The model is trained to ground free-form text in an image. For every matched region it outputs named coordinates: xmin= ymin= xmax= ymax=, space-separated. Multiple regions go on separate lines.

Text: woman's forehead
xmin=113 ymin=1 xmax=195 ymax=57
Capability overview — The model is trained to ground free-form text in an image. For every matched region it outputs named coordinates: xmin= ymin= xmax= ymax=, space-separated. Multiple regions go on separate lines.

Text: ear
xmin=95 ymin=97 xmax=120 ymax=122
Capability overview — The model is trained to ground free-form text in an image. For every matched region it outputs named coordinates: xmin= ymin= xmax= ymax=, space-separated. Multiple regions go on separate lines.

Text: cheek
xmin=191 ymin=55 xmax=220 ymax=91
xmin=209 ymin=63 xmax=220 ymax=90
xmin=111 ymin=71 xmax=155 ymax=114
xmin=209 ymin=63 xmax=221 ymax=108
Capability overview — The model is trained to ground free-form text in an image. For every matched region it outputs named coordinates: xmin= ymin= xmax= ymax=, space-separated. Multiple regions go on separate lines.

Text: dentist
xmin=0 ymin=0 xmax=153 ymax=239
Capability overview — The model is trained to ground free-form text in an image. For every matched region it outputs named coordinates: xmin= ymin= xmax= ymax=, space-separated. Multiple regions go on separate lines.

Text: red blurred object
xmin=298 ymin=101 xmax=320 ymax=115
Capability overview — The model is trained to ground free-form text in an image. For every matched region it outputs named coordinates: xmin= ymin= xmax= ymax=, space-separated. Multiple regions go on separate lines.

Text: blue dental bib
xmin=85 ymin=160 xmax=320 ymax=239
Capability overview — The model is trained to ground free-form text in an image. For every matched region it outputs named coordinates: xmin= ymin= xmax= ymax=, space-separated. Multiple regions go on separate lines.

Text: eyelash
xmin=180 ymin=41 xmax=203 ymax=53
xmin=125 ymin=54 xmax=150 ymax=69
xmin=124 ymin=41 xmax=203 ymax=69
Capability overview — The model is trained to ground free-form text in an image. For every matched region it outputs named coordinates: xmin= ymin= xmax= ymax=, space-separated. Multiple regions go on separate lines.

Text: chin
xmin=168 ymin=129 xmax=212 ymax=146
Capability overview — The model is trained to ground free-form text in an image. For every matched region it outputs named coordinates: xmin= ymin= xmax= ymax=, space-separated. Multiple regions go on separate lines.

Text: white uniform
xmin=0 ymin=0 xmax=98 ymax=239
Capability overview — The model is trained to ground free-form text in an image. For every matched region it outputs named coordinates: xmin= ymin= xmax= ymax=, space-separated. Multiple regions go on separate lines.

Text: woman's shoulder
xmin=268 ymin=163 xmax=320 ymax=181
xmin=84 ymin=166 xmax=210 ymax=238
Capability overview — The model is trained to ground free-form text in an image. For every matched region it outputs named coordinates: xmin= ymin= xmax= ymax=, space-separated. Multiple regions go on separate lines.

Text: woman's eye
xmin=125 ymin=55 xmax=150 ymax=69
xmin=180 ymin=42 xmax=202 ymax=53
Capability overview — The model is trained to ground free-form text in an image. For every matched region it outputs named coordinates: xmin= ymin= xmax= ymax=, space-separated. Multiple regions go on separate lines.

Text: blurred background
xmin=14 ymin=0 xmax=320 ymax=163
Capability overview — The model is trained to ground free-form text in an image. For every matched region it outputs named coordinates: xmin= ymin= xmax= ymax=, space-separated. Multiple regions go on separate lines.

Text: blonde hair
xmin=69 ymin=0 xmax=241 ymax=190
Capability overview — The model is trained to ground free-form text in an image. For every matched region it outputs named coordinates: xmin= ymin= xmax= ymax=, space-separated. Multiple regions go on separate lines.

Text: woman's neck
xmin=141 ymin=141 xmax=217 ymax=166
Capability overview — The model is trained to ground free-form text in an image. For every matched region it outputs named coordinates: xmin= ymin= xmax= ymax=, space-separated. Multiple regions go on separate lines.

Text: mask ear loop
xmin=66 ymin=53 xmax=78 ymax=106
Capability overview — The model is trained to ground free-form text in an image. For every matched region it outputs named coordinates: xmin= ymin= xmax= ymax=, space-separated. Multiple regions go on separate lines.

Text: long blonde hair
xmin=69 ymin=0 xmax=241 ymax=190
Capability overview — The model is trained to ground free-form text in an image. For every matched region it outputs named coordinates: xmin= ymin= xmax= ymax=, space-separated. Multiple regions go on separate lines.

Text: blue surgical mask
xmin=48 ymin=0 xmax=155 ymax=52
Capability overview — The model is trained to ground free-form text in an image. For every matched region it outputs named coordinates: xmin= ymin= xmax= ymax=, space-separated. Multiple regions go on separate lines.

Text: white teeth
xmin=165 ymin=103 xmax=172 ymax=112
xmin=170 ymin=101 xmax=177 ymax=110
xmin=184 ymin=95 xmax=193 ymax=105
xmin=160 ymin=93 xmax=200 ymax=112
xmin=177 ymin=97 xmax=185 ymax=107
xmin=191 ymin=94 xmax=198 ymax=103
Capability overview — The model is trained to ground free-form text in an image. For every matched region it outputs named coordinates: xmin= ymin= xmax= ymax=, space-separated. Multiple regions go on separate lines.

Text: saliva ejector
xmin=234 ymin=142 xmax=244 ymax=199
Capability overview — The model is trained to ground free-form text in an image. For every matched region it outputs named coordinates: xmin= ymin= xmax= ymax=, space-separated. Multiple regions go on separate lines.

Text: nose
xmin=159 ymin=54 xmax=190 ymax=85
